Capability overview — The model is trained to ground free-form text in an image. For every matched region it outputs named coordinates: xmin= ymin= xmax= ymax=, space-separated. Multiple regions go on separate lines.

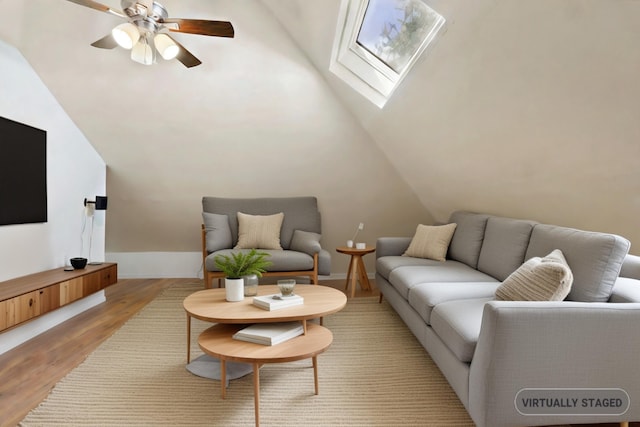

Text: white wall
xmin=1 ymin=0 xmax=431 ymax=278
xmin=0 ymin=39 xmax=107 ymax=282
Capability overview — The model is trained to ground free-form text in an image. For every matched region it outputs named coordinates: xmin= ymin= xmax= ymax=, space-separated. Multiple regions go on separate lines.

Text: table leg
xmin=349 ymin=255 xmax=360 ymax=298
xmin=344 ymin=255 xmax=354 ymax=292
xmin=356 ymin=256 xmax=371 ymax=290
xmin=221 ymin=360 xmax=227 ymax=399
xmin=253 ymin=362 xmax=260 ymax=427
xmin=313 ymin=356 xmax=319 ymax=395
xmin=186 ymin=314 xmax=191 ymax=363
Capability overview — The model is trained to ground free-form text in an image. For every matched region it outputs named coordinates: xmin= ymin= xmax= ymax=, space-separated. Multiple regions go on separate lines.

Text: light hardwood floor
xmin=0 ymin=278 xmax=375 ymax=427
xmin=0 ymin=278 xmax=634 ymax=427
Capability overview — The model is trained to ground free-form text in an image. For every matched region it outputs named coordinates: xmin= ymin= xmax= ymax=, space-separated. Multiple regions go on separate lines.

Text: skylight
xmin=330 ymin=0 xmax=445 ymax=108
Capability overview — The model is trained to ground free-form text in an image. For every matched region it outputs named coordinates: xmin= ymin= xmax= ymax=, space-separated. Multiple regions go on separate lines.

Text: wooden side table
xmin=336 ymin=246 xmax=376 ymax=298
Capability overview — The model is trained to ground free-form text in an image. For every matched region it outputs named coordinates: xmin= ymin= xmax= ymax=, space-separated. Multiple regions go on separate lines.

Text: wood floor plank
xmin=0 ymin=278 xmax=177 ymax=427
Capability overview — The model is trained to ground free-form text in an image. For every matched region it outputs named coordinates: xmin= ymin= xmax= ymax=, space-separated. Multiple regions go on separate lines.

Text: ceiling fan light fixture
xmin=154 ymin=33 xmax=179 ymax=60
xmin=112 ymin=22 xmax=140 ymax=49
xmin=131 ymin=35 xmax=154 ymax=65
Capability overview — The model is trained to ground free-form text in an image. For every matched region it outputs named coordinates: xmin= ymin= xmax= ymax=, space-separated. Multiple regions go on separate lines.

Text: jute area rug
xmin=20 ymin=283 xmax=474 ymax=426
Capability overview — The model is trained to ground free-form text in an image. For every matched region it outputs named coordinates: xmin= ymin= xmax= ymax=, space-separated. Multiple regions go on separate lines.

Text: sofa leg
xmin=379 ymin=293 xmax=384 ymax=303
xmin=620 ymin=422 xmax=629 ymax=427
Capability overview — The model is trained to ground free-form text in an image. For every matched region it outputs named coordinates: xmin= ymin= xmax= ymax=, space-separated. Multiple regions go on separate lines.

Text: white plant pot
xmin=225 ymin=278 xmax=245 ymax=302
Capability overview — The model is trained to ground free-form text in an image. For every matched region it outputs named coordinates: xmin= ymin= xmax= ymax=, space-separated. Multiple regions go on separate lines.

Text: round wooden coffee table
xmin=183 ymin=284 xmax=346 ymax=362
xmin=198 ymin=322 xmax=332 ymax=427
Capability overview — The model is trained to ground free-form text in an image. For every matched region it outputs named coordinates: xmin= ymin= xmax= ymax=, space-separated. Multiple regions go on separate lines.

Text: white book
xmin=252 ymin=294 xmax=304 ymax=311
xmin=232 ymin=322 xmax=304 ymax=346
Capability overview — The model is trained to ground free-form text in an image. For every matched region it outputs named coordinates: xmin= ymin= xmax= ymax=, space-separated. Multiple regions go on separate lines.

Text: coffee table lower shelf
xmin=198 ymin=322 xmax=333 ymax=427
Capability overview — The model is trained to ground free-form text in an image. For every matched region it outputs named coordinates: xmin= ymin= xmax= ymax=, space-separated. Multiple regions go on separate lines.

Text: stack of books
xmin=253 ymin=293 xmax=304 ymax=311
xmin=232 ymin=322 xmax=304 ymax=346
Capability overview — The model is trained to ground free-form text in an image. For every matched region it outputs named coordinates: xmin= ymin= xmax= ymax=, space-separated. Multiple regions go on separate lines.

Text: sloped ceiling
xmin=1 ymin=0 xmax=639 ymax=258
xmin=265 ymin=0 xmax=640 ymax=253
xmin=0 ymin=0 xmax=431 ymax=265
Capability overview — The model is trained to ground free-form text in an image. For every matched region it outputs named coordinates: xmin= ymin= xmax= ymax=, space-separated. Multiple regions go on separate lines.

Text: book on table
xmin=252 ymin=293 xmax=304 ymax=311
xmin=232 ymin=321 xmax=304 ymax=346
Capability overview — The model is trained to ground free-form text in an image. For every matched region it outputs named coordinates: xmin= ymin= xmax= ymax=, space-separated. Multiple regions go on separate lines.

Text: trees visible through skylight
xmin=330 ymin=0 xmax=445 ymax=108
xmin=357 ymin=0 xmax=440 ymax=72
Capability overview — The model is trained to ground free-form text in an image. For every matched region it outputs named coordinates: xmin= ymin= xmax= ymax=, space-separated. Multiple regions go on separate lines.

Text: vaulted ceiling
xmin=2 ymin=0 xmax=639 ymax=256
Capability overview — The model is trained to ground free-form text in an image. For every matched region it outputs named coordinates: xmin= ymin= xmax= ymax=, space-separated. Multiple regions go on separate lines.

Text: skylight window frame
xmin=330 ymin=0 xmax=445 ymax=108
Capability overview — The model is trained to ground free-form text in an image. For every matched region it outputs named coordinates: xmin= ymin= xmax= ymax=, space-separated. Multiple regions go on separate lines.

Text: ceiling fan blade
xmin=66 ymin=0 xmax=127 ymax=18
xmin=164 ymin=19 xmax=234 ymax=38
xmin=168 ymin=37 xmax=202 ymax=68
xmin=91 ymin=34 xmax=118 ymax=49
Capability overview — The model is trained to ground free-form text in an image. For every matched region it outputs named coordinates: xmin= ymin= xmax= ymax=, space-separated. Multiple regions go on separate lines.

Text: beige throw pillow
xmin=495 ymin=249 xmax=573 ymax=301
xmin=235 ymin=212 xmax=284 ymax=250
xmin=403 ymin=223 xmax=457 ymax=262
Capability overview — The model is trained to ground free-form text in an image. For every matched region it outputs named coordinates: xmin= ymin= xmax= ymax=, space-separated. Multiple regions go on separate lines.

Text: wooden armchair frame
xmin=201 ymin=225 xmax=318 ymax=289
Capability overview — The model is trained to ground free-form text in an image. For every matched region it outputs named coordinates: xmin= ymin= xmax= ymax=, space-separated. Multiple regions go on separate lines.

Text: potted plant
xmin=214 ymin=249 xmax=272 ymax=301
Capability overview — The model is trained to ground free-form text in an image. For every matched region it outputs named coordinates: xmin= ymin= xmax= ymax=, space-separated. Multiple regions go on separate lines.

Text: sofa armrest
xmin=317 ymin=248 xmax=331 ymax=276
xmin=620 ymin=254 xmax=640 ymax=280
xmin=288 ymin=230 xmax=330 ymax=276
xmin=375 ymin=237 xmax=412 ymax=258
xmin=469 ymin=301 xmax=640 ymax=427
xmin=289 ymin=230 xmax=322 ymax=255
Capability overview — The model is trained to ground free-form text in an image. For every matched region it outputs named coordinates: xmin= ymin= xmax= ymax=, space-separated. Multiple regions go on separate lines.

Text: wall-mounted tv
xmin=0 ymin=116 xmax=47 ymax=226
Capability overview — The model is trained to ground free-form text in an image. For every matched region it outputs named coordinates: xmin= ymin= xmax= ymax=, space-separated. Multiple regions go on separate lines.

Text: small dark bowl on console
xmin=70 ymin=257 xmax=88 ymax=270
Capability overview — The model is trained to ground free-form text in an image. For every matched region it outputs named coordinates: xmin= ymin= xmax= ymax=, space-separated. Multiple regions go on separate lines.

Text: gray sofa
xmin=376 ymin=211 xmax=640 ymax=427
xmin=201 ymin=196 xmax=330 ymax=288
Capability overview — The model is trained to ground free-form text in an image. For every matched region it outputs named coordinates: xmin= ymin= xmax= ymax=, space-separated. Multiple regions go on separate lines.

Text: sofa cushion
xmin=289 ymin=230 xmax=322 ymax=255
xmin=202 ymin=196 xmax=321 ymax=248
xmin=202 ymin=212 xmax=232 ymax=253
xmin=447 ymin=211 xmax=490 ymax=269
xmin=495 ymin=249 xmax=573 ymax=301
xmin=525 ymin=224 xmax=630 ymax=302
xmin=477 ymin=216 xmax=537 ymax=281
xmin=431 ymin=298 xmax=492 ymax=363
xmin=403 ymin=223 xmax=457 ymax=261
xmin=206 ymin=249 xmax=314 ymax=272
xmin=408 ymin=282 xmax=500 ymax=324
xmin=388 ymin=261 xmax=497 ymax=299
xmin=376 ymin=256 xmax=443 ymax=281
xmin=235 ymin=212 xmax=284 ymax=250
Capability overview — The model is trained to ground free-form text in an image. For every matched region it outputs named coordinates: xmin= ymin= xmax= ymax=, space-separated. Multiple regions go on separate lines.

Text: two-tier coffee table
xmin=183 ymin=285 xmax=347 ymax=427
xmin=183 ymin=284 xmax=347 ymax=362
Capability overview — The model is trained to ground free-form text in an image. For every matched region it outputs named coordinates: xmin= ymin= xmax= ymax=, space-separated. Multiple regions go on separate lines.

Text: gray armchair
xmin=201 ymin=196 xmax=331 ymax=289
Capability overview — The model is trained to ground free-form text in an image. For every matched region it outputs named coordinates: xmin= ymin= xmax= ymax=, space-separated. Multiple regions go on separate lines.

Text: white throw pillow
xmin=495 ymin=249 xmax=573 ymax=301
xmin=234 ymin=212 xmax=284 ymax=250
xmin=403 ymin=223 xmax=457 ymax=262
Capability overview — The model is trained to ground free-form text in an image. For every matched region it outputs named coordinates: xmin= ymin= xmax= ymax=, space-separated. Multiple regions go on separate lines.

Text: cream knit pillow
xmin=495 ymin=249 xmax=573 ymax=301
xmin=403 ymin=223 xmax=457 ymax=262
xmin=234 ymin=212 xmax=284 ymax=250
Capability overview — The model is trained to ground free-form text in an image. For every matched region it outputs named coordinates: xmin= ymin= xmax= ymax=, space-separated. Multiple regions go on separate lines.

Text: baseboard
xmin=106 ymin=252 xmax=204 ymax=278
xmin=106 ymin=251 xmax=374 ymax=280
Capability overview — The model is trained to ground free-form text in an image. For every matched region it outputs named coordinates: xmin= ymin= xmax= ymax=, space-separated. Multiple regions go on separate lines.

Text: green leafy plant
xmin=214 ymin=249 xmax=272 ymax=279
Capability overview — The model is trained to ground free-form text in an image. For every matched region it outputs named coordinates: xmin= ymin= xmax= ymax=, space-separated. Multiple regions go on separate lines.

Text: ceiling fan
xmin=66 ymin=0 xmax=234 ymax=68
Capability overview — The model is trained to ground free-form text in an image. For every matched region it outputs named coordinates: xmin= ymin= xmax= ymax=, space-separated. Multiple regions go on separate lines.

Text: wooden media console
xmin=0 ymin=263 xmax=117 ymax=332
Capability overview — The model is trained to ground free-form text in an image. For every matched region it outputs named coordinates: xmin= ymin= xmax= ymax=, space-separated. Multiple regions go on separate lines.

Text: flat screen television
xmin=0 ymin=116 xmax=47 ymax=226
